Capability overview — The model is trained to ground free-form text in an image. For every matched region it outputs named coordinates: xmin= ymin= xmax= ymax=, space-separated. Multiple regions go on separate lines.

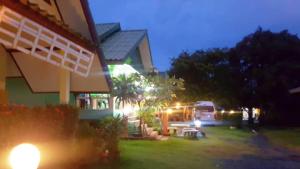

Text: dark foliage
xmin=0 ymin=104 xmax=78 ymax=147
xmin=169 ymin=28 xmax=300 ymax=126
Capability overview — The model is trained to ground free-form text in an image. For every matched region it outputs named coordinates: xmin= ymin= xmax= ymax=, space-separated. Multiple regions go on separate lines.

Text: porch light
xmin=9 ymin=143 xmax=41 ymax=169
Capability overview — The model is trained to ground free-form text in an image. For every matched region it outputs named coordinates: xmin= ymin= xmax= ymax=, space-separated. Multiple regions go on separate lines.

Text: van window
xmin=196 ymin=106 xmax=214 ymax=112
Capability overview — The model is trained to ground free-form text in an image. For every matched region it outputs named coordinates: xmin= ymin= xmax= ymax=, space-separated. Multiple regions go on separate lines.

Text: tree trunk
xmin=162 ymin=112 xmax=169 ymax=136
xmin=122 ymin=100 xmax=128 ymax=137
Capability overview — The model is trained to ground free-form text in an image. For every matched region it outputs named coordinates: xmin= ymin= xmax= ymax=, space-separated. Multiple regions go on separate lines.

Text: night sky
xmin=89 ymin=0 xmax=300 ymax=71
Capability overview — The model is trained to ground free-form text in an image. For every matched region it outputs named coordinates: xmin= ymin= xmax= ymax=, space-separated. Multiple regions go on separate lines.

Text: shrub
xmin=96 ymin=115 xmax=125 ymax=160
xmin=0 ymin=104 xmax=81 ymax=168
xmin=0 ymin=104 xmax=124 ymax=167
xmin=0 ymin=104 xmax=79 ymax=148
xmin=138 ymin=107 xmax=156 ymax=127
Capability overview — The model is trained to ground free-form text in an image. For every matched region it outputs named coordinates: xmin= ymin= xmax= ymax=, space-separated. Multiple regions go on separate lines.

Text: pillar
xmin=162 ymin=112 xmax=169 ymax=136
xmin=108 ymin=96 xmax=114 ymax=112
xmin=59 ymin=68 xmax=70 ymax=104
xmin=0 ymin=46 xmax=8 ymax=104
xmin=92 ymin=98 xmax=97 ymax=109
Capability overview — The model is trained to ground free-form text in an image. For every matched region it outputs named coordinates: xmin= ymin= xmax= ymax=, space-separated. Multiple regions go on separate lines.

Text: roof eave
xmin=80 ymin=0 xmax=113 ymax=92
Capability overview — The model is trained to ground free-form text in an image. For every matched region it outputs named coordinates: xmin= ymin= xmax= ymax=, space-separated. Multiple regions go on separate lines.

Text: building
xmin=78 ymin=23 xmax=155 ymax=119
xmin=0 ymin=0 xmax=111 ymax=106
xmin=97 ymin=23 xmax=154 ymax=76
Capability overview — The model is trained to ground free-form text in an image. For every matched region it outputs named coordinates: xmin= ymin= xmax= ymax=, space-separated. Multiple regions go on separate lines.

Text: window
xmin=196 ymin=106 xmax=215 ymax=112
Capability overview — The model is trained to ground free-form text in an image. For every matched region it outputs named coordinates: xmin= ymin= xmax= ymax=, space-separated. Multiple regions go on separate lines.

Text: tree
xmin=169 ymin=49 xmax=238 ymax=109
xmin=230 ymin=28 xmax=300 ymax=126
xmin=112 ymin=74 xmax=142 ymax=110
xmin=169 ymin=28 xmax=300 ymax=127
xmin=143 ymin=75 xmax=185 ymax=110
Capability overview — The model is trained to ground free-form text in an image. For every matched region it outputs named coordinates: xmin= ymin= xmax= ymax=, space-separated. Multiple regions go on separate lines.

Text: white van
xmin=193 ymin=101 xmax=216 ymax=121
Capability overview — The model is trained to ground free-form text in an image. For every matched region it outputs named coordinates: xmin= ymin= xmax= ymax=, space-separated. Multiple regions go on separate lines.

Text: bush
xmin=0 ymin=104 xmax=81 ymax=168
xmin=96 ymin=115 xmax=125 ymax=160
xmin=138 ymin=107 xmax=156 ymax=127
xmin=0 ymin=104 xmax=124 ymax=167
xmin=0 ymin=104 xmax=78 ymax=148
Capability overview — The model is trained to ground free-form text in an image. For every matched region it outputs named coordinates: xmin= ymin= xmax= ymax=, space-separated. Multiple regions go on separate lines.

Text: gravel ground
xmin=218 ymin=134 xmax=300 ymax=169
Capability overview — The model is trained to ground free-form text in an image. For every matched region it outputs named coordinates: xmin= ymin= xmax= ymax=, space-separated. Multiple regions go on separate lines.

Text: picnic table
xmin=182 ymin=128 xmax=200 ymax=138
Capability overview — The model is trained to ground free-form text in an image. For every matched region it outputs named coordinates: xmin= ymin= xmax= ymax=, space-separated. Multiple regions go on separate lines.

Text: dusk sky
xmin=89 ymin=0 xmax=300 ymax=71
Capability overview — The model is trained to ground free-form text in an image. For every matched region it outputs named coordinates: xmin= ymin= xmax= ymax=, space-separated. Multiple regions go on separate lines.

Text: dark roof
xmin=96 ymin=23 xmax=121 ymax=41
xmin=99 ymin=29 xmax=146 ymax=61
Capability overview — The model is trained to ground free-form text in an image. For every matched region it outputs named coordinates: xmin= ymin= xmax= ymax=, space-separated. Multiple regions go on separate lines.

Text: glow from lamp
xmin=175 ymin=102 xmax=181 ymax=109
xmin=166 ymin=108 xmax=173 ymax=114
xmin=194 ymin=120 xmax=201 ymax=128
xmin=9 ymin=143 xmax=41 ymax=169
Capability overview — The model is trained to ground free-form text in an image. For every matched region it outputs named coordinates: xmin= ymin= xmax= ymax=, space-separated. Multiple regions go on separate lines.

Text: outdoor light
xmin=175 ymin=102 xmax=181 ymax=109
xmin=229 ymin=110 xmax=235 ymax=114
xmin=253 ymin=108 xmax=260 ymax=115
xmin=9 ymin=143 xmax=41 ymax=169
xmin=194 ymin=120 xmax=201 ymax=128
xmin=221 ymin=110 xmax=225 ymax=114
xmin=166 ymin=108 xmax=173 ymax=114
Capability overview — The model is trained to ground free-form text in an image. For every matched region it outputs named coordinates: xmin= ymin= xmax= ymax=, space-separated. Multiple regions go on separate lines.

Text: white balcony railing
xmin=0 ymin=6 xmax=94 ymax=77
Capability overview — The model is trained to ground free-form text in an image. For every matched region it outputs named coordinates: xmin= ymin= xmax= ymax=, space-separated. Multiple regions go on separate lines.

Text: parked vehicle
xmin=193 ymin=101 xmax=216 ymax=121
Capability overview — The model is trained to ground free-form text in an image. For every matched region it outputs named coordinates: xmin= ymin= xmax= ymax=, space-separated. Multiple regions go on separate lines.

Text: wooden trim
xmin=80 ymin=0 xmax=112 ymax=92
xmin=0 ymin=0 xmax=95 ymax=51
xmin=53 ymin=0 xmax=64 ymax=23
xmin=43 ymin=0 xmax=51 ymax=5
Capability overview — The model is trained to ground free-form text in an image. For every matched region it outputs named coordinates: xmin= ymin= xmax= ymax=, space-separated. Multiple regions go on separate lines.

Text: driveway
xmin=218 ymin=134 xmax=300 ymax=169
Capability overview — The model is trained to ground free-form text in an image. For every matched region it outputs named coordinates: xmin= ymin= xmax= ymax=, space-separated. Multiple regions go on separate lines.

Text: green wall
xmin=6 ymin=78 xmax=75 ymax=107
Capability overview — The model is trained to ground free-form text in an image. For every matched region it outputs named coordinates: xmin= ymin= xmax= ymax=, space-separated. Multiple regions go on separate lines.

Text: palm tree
xmin=112 ymin=74 xmax=142 ymax=111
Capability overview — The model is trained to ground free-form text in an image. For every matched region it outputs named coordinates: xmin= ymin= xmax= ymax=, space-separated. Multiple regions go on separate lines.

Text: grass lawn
xmin=116 ymin=127 xmax=255 ymax=169
xmin=263 ymin=128 xmax=300 ymax=152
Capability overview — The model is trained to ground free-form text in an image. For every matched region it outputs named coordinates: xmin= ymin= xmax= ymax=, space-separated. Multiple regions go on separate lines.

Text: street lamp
xmin=9 ymin=143 xmax=41 ymax=169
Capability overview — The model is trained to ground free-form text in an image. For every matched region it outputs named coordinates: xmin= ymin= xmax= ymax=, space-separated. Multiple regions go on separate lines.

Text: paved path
xmin=219 ymin=134 xmax=300 ymax=169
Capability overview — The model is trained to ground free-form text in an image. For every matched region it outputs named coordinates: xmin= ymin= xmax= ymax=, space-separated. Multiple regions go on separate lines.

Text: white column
xmin=108 ymin=96 xmax=114 ymax=112
xmin=59 ymin=68 xmax=70 ymax=104
xmin=92 ymin=98 xmax=97 ymax=109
